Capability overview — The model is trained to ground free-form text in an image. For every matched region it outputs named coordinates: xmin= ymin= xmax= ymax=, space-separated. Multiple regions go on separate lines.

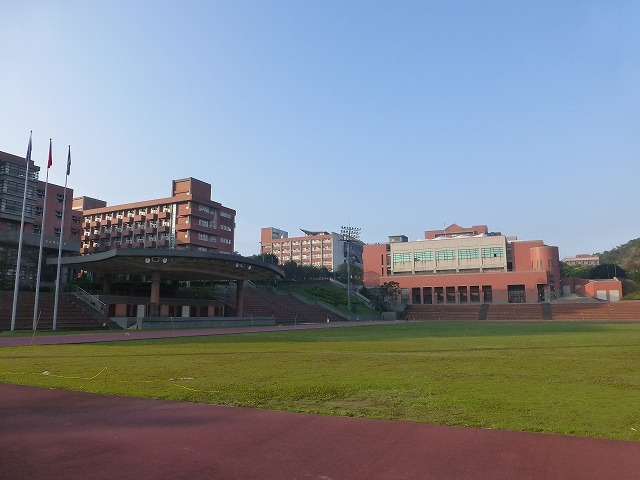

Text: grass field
xmin=1 ymin=321 xmax=639 ymax=441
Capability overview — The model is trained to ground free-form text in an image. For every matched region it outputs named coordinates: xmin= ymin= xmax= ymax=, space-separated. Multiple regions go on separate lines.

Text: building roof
xmin=300 ymin=229 xmax=331 ymax=236
xmin=48 ymin=249 xmax=284 ymax=282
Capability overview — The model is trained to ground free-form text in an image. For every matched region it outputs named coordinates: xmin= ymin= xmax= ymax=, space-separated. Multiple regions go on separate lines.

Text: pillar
xmin=101 ymin=274 xmax=112 ymax=294
xmin=236 ymin=280 xmax=244 ymax=317
xmin=149 ymin=270 xmax=161 ymax=317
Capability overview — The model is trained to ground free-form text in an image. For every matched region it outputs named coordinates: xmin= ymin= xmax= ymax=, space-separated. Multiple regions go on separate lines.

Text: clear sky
xmin=1 ymin=1 xmax=638 ymax=257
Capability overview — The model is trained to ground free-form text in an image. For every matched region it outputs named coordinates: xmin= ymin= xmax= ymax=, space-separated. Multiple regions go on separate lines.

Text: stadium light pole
xmin=340 ymin=226 xmax=360 ymax=316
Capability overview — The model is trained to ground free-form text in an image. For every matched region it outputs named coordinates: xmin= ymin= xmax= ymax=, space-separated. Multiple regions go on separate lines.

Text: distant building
xmin=562 ymin=254 xmax=600 ymax=266
xmin=424 ymin=223 xmax=492 ymax=239
xmin=76 ymin=177 xmax=236 ymax=255
xmin=0 ymin=150 xmax=80 ymax=288
xmin=260 ymin=227 xmax=363 ymax=272
xmin=561 ymin=277 xmax=622 ymax=301
xmin=363 ymin=223 xmax=561 ymax=304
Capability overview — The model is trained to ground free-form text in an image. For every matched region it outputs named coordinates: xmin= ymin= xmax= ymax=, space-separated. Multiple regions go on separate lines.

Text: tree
xmin=249 ymin=253 xmax=279 ymax=265
xmin=360 ymin=286 xmax=385 ymax=311
xmin=560 ymin=261 xmax=626 ymax=280
xmin=381 ymin=281 xmax=401 ymax=304
xmin=335 ymin=262 xmax=363 ymax=285
xmin=281 ymin=261 xmax=300 ymax=280
xmin=559 ymin=261 xmax=592 ymax=279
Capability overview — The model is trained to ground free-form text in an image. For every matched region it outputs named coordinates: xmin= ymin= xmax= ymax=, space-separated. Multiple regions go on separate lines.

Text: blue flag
xmin=66 ymin=146 xmax=71 ymax=176
xmin=26 ymin=132 xmax=32 ymax=163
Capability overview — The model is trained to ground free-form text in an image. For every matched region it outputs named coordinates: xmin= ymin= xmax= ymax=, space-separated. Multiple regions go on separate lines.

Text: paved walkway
xmin=1 ymin=383 xmax=639 ymax=480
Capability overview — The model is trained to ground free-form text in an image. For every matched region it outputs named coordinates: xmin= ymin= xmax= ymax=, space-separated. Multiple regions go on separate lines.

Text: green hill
xmin=599 ymin=238 xmax=640 ymax=271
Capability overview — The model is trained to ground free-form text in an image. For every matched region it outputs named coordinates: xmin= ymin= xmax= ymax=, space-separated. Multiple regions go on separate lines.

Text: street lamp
xmin=340 ymin=226 xmax=361 ymax=316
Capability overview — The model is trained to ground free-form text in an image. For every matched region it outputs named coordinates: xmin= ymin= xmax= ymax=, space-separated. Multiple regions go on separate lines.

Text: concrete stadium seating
xmin=0 ymin=291 xmax=109 ymax=331
xmin=401 ymin=301 xmax=640 ymax=322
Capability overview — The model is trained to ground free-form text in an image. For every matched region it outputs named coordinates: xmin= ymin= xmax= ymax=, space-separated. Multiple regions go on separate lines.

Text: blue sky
xmin=1 ymin=1 xmax=638 ymax=257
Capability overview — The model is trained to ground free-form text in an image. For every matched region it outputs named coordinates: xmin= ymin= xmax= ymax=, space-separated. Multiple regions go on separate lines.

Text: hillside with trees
xmin=561 ymin=237 xmax=640 ymax=299
xmin=599 ymin=238 xmax=640 ymax=272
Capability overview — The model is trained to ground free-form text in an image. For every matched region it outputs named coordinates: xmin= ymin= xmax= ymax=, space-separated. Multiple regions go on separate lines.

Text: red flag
xmin=47 ymin=139 xmax=52 ymax=169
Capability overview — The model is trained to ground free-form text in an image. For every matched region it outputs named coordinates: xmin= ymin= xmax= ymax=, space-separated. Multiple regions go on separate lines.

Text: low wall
xmin=111 ymin=316 xmax=276 ymax=330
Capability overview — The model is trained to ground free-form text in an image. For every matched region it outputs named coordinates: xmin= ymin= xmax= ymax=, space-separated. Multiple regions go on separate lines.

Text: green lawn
xmin=1 ymin=321 xmax=639 ymax=440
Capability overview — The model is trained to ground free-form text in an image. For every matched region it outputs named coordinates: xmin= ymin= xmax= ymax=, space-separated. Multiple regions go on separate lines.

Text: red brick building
xmin=363 ymin=223 xmax=561 ymax=304
xmin=75 ymin=177 xmax=236 ymax=255
xmin=260 ymin=227 xmax=364 ymax=272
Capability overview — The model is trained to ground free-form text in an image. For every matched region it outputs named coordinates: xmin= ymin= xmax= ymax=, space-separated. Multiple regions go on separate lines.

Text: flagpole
xmin=33 ymin=139 xmax=53 ymax=330
xmin=53 ymin=145 xmax=71 ymax=331
xmin=11 ymin=132 xmax=33 ymax=331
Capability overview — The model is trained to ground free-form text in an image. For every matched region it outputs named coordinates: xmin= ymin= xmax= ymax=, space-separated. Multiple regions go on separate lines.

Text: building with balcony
xmin=75 ymin=177 xmax=235 ymax=255
xmin=561 ymin=254 xmax=600 ymax=266
xmin=260 ymin=227 xmax=363 ymax=272
xmin=363 ymin=223 xmax=562 ymax=304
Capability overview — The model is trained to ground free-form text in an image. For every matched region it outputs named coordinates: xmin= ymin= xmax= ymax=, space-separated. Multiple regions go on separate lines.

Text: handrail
xmin=73 ymin=285 xmax=106 ymax=313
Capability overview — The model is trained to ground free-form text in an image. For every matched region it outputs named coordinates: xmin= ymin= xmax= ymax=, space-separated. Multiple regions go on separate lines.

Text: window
xmin=414 ymin=251 xmax=433 ymax=262
xmin=199 ymin=204 xmax=210 ymax=213
xmin=392 ymin=252 xmax=412 ymax=263
xmin=435 ymin=250 xmax=455 ymax=260
xmin=458 ymin=248 xmax=479 ymax=259
xmin=481 ymin=247 xmax=503 ymax=258
xmin=507 ymin=284 xmax=526 ymax=303
xmin=482 ymin=285 xmax=493 ymax=302
xmin=199 ymin=219 xmax=209 ymax=227
xmin=55 ymin=211 xmax=63 ymax=219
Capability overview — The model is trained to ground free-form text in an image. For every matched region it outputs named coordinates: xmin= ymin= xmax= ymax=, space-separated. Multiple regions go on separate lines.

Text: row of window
xmin=393 ymin=247 xmax=504 ymax=264
xmin=85 ymin=206 xmax=172 ymax=222
xmin=271 ymin=239 xmax=332 ymax=247
xmin=0 ymin=162 xmax=39 ymax=179
xmin=0 ymin=180 xmax=38 ymax=197
xmin=0 ymin=199 xmax=37 ymax=217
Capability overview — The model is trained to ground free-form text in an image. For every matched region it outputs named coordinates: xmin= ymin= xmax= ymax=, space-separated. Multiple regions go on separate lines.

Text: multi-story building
xmin=562 ymin=254 xmax=600 ymax=266
xmin=260 ymin=227 xmax=363 ymax=272
xmin=1 ymin=150 xmax=80 ymax=288
xmin=363 ymin=223 xmax=561 ymax=304
xmin=75 ymin=177 xmax=236 ymax=255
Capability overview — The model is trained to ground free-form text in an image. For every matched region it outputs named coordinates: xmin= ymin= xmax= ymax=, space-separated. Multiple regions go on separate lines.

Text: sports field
xmin=1 ymin=321 xmax=639 ymax=441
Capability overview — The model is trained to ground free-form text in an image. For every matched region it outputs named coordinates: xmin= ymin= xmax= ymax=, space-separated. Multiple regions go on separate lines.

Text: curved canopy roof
xmin=48 ymin=249 xmax=284 ymax=282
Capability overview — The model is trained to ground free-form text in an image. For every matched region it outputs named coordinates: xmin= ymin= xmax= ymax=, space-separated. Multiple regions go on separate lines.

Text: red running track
xmin=1 ymin=383 xmax=639 ymax=480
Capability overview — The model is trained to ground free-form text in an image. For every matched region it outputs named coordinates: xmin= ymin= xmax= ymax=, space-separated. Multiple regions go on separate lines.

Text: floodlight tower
xmin=340 ymin=225 xmax=361 ymax=315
